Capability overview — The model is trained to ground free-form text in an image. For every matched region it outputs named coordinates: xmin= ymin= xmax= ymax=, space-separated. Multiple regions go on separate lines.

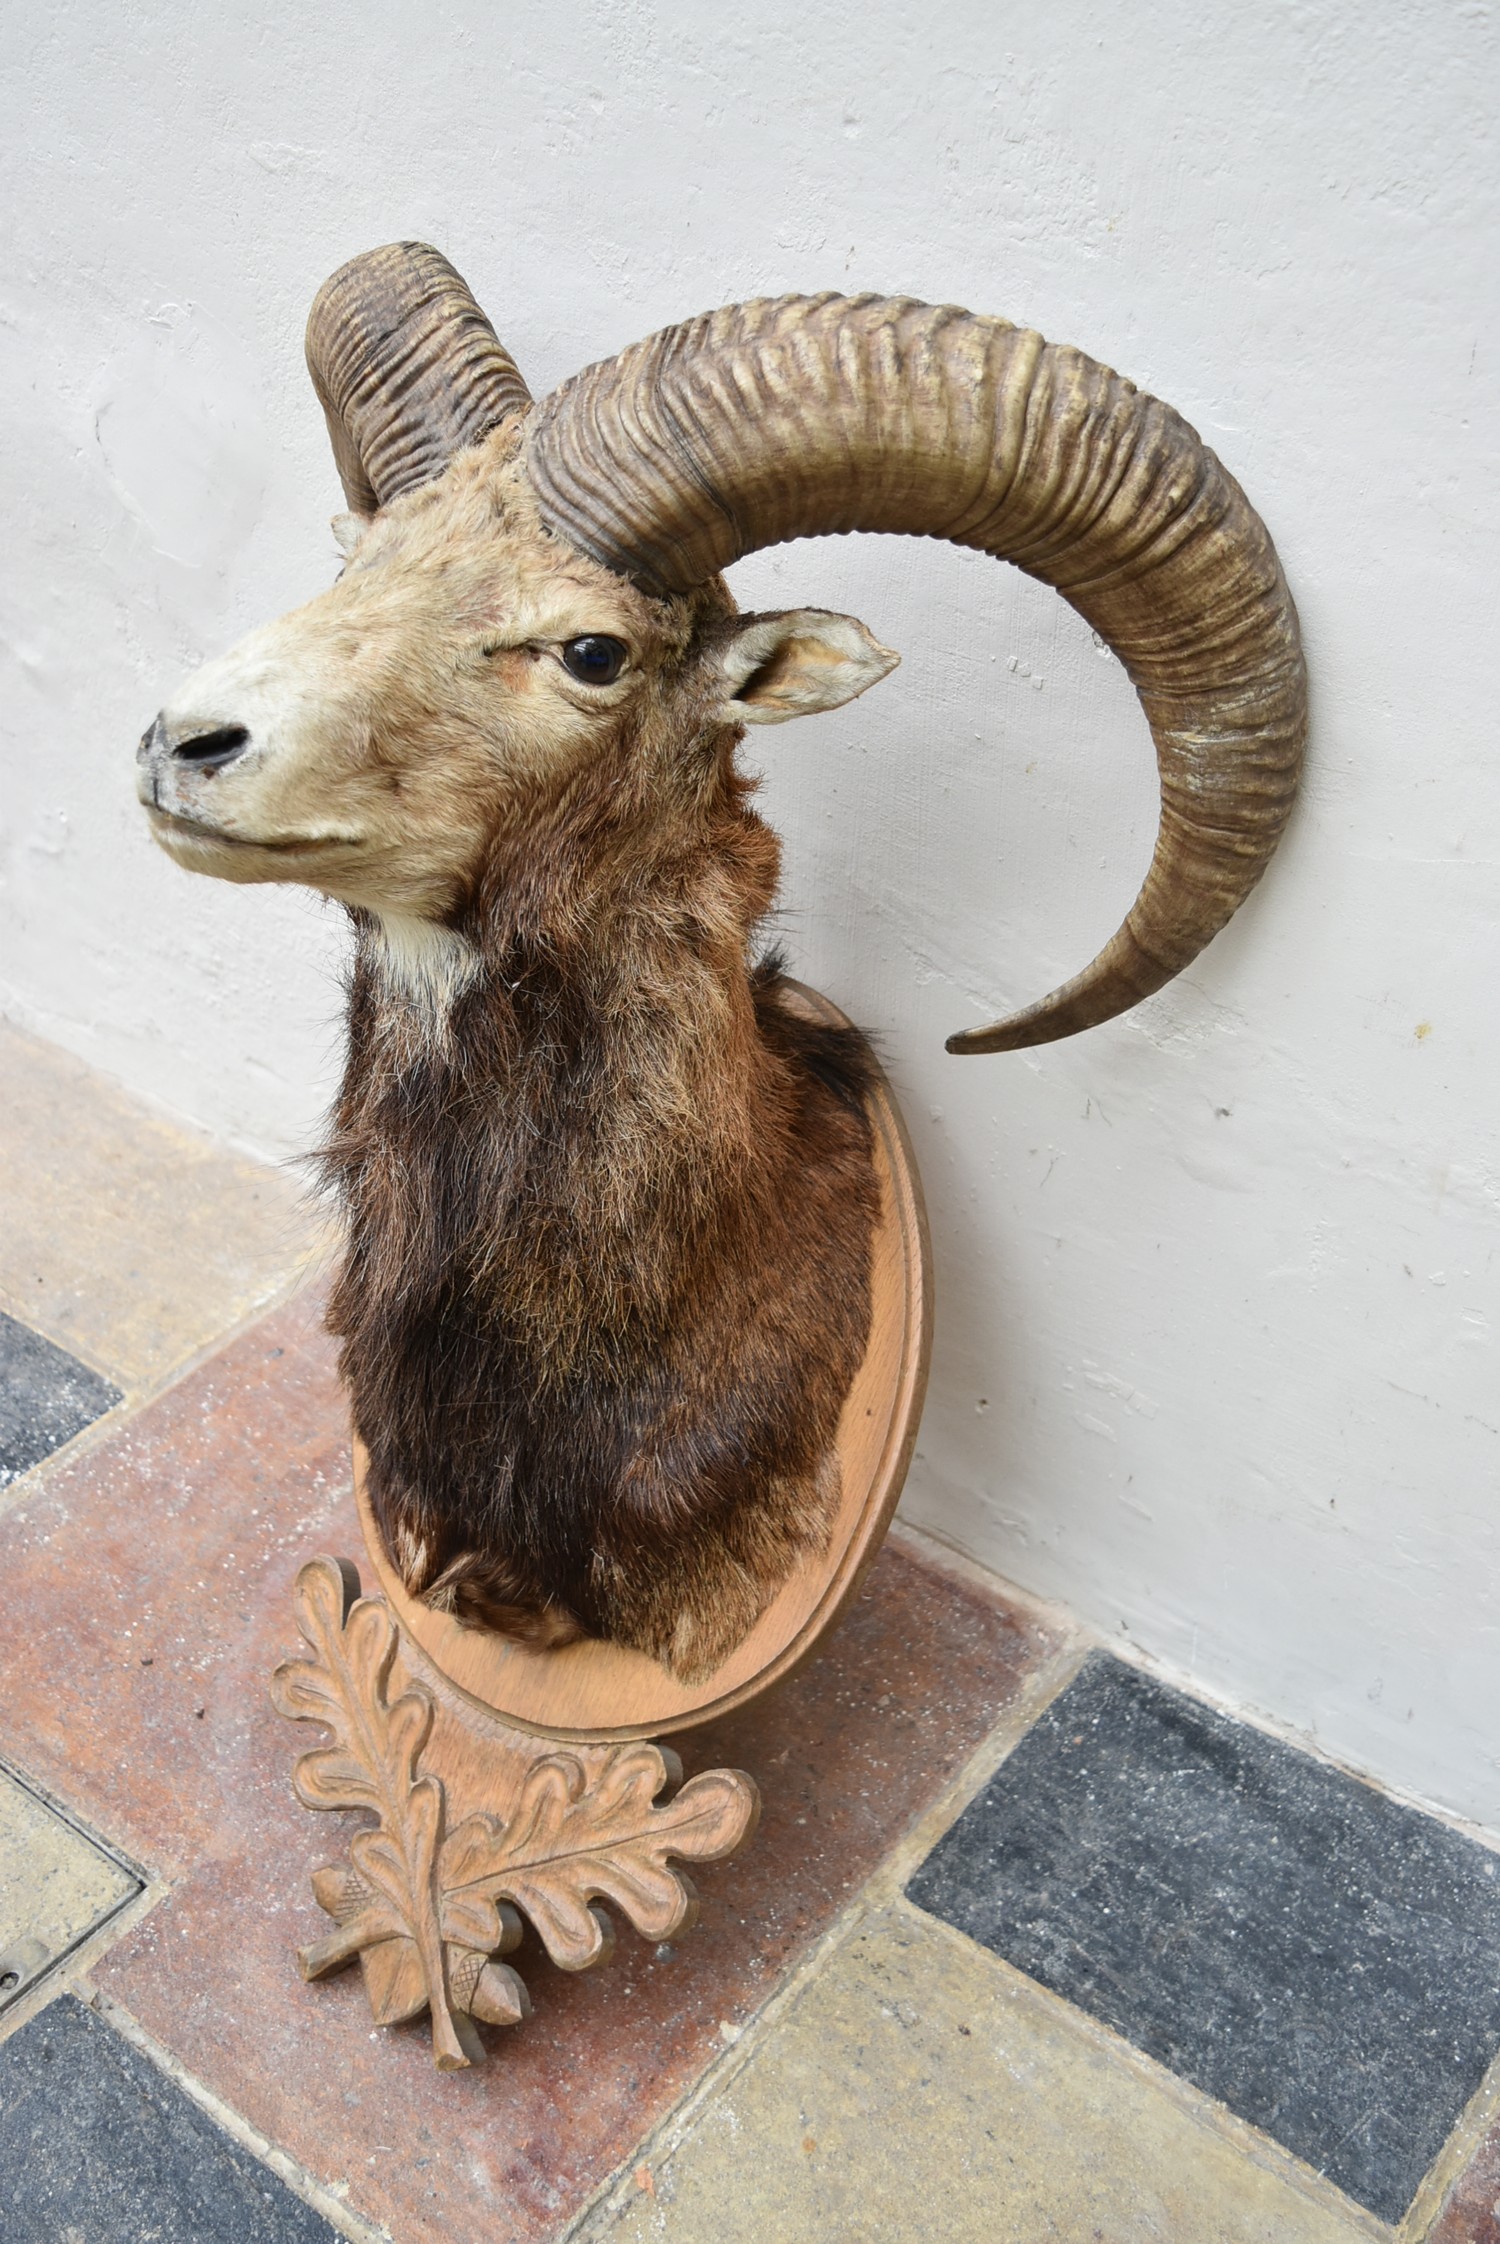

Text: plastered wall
xmin=2 ymin=3 xmax=1496 ymax=1825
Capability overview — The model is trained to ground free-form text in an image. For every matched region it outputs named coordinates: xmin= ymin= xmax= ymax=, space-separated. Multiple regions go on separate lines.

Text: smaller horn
xmin=306 ymin=242 xmax=532 ymax=514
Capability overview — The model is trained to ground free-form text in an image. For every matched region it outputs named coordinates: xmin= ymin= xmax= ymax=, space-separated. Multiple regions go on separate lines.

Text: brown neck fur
xmin=320 ymin=708 xmax=880 ymax=1679
xmin=332 ymin=722 xmax=787 ymax=1366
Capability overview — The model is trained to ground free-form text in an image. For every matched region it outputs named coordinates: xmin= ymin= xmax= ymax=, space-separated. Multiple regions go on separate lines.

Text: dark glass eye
xmin=561 ymin=634 xmax=627 ymax=685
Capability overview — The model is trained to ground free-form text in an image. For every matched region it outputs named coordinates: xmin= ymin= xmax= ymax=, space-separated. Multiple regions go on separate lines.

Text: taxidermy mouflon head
xmin=135 ymin=245 xmax=1305 ymax=1679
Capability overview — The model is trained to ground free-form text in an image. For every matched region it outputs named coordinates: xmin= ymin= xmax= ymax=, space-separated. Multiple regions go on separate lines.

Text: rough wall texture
xmin=1 ymin=4 xmax=1495 ymax=1824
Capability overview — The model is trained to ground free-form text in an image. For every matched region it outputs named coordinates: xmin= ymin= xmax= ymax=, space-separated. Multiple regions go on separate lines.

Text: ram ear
xmin=331 ymin=512 xmax=367 ymax=558
xmin=715 ymin=608 xmax=899 ymax=726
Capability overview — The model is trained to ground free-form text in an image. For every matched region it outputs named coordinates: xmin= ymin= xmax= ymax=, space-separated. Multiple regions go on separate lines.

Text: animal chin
xmin=148 ymin=807 xmax=359 ymax=860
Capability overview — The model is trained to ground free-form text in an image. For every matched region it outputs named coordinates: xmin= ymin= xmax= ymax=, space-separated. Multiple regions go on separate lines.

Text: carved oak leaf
xmin=271 ymin=1555 xmax=761 ymax=2068
xmin=439 ymin=1747 xmax=761 ymax=1972
xmin=270 ymin=1556 xmax=487 ymax=2067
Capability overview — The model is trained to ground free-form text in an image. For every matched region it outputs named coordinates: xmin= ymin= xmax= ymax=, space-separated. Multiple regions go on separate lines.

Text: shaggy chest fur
xmin=323 ymin=930 xmax=879 ymax=1682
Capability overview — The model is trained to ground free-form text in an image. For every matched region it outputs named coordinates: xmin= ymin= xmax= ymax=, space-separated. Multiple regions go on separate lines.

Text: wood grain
xmin=357 ymin=985 xmax=932 ymax=1741
xmin=273 ymin=1555 xmax=759 ymax=2068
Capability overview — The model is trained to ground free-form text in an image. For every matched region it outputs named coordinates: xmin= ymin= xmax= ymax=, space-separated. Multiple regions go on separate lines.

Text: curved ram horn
xmin=525 ymin=294 xmax=1306 ymax=1053
xmin=306 ymin=242 xmax=532 ymax=515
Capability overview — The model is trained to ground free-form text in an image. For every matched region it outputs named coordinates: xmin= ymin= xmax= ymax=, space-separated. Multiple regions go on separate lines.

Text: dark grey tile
xmin=0 ymin=1311 xmax=121 ymax=1486
xmin=0 ymin=1995 xmax=339 ymax=2243
xmin=907 ymin=1652 xmax=1500 ymax=2223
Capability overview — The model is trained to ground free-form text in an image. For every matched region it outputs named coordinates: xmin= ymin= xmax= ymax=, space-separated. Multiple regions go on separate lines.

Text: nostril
xmin=172 ymin=724 xmax=250 ymax=771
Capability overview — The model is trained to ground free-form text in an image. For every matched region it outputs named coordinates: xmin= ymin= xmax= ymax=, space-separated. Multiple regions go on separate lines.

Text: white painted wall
xmin=2 ymin=2 xmax=1496 ymax=1824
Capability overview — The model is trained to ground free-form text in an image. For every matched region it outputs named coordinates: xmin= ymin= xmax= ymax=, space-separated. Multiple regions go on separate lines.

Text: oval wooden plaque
xmin=357 ymin=985 xmax=932 ymax=1741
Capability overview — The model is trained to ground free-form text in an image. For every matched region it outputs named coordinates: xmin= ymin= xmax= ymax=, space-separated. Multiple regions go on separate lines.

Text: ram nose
xmin=140 ymin=714 xmax=252 ymax=772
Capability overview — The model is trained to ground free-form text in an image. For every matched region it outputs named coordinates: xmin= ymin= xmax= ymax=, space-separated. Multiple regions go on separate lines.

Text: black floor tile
xmin=0 ymin=1311 xmax=121 ymax=1487
xmin=0 ymin=1995 xmax=339 ymax=2242
xmin=907 ymin=1652 xmax=1500 ymax=2222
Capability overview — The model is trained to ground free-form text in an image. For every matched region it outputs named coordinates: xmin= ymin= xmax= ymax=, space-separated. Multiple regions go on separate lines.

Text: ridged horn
xmin=306 ymin=242 xmax=532 ymax=515
xmin=525 ymin=294 xmax=1306 ymax=1053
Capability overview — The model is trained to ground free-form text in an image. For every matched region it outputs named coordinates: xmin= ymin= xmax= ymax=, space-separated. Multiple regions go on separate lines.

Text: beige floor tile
xmin=0 ymin=1022 xmax=326 ymax=1392
xmin=586 ymin=1904 xmax=1375 ymax=2244
xmin=0 ymin=1764 xmax=138 ymax=2007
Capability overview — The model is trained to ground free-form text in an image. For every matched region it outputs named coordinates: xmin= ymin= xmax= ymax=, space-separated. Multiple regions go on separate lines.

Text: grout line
xmin=887 ymin=1534 xmax=1500 ymax=2232
xmin=1399 ymin=2036 xmax=1500 ymax=2241
xmin=0 ymin=1242 xmax=334 ymax=1531
xmin=135 ymin=1231 xmax=338 ymax=1397
xmin=855 ymin=1633 xmax=1089 ymax=1904
xmin=567 ymin=1584 xmax=1495 ymax=2244
xmin=0 ymin=1296 xmax=131 ymax=1391
xmin=893 ymin=1515 xmax=1500 ymax=1862
xmin=888 ymin=1513 xmax=1078 ymax=1640
xmin=86 ymin=1989 xmax=393 ymax=2244
xmin=563 ymin=1894 xmax=882 ymax=2240
xmin=0 ymin=1878 xmax=167 ymax=2050
xmin=1102 ymin=1629 xmax=1500 ymax=1865
xmin=563 ymin=1633 xmax=1088 ymax=2240
xmin=0 ymin=1754 xmax=163 ymax=2044
xmin=892 ymin=1897 xmax=1395 ymax=2241
xmin=0 ymin=1391 xmax=139 ymax=1528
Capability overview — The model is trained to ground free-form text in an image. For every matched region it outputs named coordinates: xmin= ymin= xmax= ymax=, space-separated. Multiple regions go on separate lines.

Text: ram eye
xmin=560 ymin=635 xmax=628 ymax=685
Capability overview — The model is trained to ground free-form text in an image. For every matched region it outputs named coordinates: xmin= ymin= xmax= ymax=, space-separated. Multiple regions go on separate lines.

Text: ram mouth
xmin=147 ymin=807 xmax=362 ymax=853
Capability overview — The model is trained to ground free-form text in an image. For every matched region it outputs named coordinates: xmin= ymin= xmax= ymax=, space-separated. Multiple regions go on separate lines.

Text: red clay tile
xmin=1431 ymin=2129 xmax=1500 ymax=2244
xmin=0 ymin=1284 xmax=1059 ymax=2242
xmin=0 ymin=1284 xmax=352 ymax=1871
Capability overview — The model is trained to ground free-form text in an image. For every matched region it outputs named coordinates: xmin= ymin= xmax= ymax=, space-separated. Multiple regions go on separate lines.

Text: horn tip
xmin=946 ymin=1015 xmax=1059 ymax=1055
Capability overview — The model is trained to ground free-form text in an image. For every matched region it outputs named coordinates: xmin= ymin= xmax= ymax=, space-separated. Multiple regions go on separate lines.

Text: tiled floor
xmin=0 ymin=1765 xmax=140 ymax=2013
xmin=0 ymin=1019 xmax=325 ymax=1397
xmin=0 ymin=1310 xmax=121 ymax=1487
xmin=908 ymin=1655 xmax=1500 ymax=2222
xmin=579 ymin=1909 xmax=1378 ymax=2244
xmin=2 ymin=1024 xmax=1500 ymax=2242
xmin=1 ymin=1996 xmax=341 ymax=2243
